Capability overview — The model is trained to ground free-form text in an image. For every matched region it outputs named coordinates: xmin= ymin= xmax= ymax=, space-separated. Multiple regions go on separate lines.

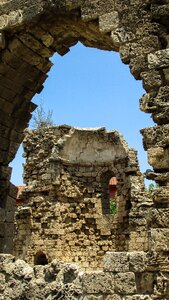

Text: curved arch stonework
xmin=0 ymin=0 xmax=169 ymax=298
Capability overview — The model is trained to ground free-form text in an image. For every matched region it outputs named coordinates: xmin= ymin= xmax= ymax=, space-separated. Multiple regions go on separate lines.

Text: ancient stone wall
xmin=14 ymin=126 xmax=148 ymax=271
xmin=0 ymin=0 xmax=168 ymax=255
xmin=0 ymin=252 xmax=168 ymax=300
xmin=0 ymin=181 xmax=16 ymax=254
xmin=0 ymin=0 xmax=169 ymax=298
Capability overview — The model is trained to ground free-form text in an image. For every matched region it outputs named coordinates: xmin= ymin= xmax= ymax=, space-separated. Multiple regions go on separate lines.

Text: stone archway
xmin=0 ymin=1 xmax=169 ymax=291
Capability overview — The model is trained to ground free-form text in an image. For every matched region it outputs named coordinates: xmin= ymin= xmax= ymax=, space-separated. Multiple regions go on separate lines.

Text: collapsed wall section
xmin=14 ymin=126 xmax=147 ymax=271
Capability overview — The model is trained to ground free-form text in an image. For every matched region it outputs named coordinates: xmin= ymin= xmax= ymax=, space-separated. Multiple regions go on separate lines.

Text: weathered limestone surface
xmin=0 ymin=0 xmax=168 ymax=299
xmin=0 ymin=0 xmax=163 ymax=193
xmin=0 ymin=252 xmax=169 ymax=300
xmin=14 ymin=126 xmax=148 ymax=271
xmin=10 ymin=125 xmax=168 ymax=298
xmin=0 ymin=0 xmax=168 ymax=254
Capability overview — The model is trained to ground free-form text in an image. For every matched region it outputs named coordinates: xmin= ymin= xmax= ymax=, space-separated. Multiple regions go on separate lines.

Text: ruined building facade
xmin=14 ymin=126 xmax=148 ymax=270
xmin=2 ymin=125 xmax=168 ymax=299
xmin=0 ymin=0 xmax=169 ymax=299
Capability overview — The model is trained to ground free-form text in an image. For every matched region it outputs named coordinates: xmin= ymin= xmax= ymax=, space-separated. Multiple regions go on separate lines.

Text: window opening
xmin=101 ymin=171 xmax=118 ymax=215
xmin=109 ymin=177 xmax=118 ymax=198
xmin=109 ymin=177 xmax=118 ymax=215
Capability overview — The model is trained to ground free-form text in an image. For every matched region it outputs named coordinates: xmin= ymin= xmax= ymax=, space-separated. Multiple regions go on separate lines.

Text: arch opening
xmin=34 ymin=251 xmax=48 ymax=266
xmin=0 ymin=6 xmax=153 ymax=258
xmin=0 ymin=2 xmax=168 ymax=297
xmin=10 ymin=43 xmax=153 ymax=187
xmin=100 ymin=171 xmax=118 ymax=215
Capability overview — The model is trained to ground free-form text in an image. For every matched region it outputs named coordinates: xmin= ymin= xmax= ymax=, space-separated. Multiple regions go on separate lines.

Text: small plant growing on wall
xmin=148 ymin=183 xmax=159 ymax=193
xmin=110 ymin=198 xmax=117 ymax=215
xmin=32 ymin=103 xmax=54 ymax=129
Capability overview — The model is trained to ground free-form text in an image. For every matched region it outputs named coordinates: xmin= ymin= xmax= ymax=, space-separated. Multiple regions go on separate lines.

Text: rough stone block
xmin=5 ymin=223 xmax=14 ymax=237
xmin=0 ymin=254 xmax=15 ymax=267
xmin=151 ymin=4 xmax=169 ymax=19
xmin=81 ymin=0 xmax=115 ymax=21
xmin=99 ymin=11 xmax=119 ymax=33
xmin=18 ymin=33 xmax=54 ymax=58
xmin=148 ymin=147 xmax=169 ymax=170
xmin=114 ymin=0 xmax=130 ymax=11
xmin=152 ymin=186 xmax=169 ymax=204
xmin=83 ymin=296 xmax=103 ymax=300
xmin=0 ymin=209 xmax=5 ymax=222
xmin=130 ymin=55 xmax=148 ymax=79
xmin=149 ymin=229 xmax=169 ymax=252
xmin=129 ymin=231 xmax=148 ymax=252
xmin=5 ymin=195 xmax=16 ymax=209
xmin=12 ymin=259 xmax=33 ymax=279
xmin=115 ymin=272 xmax=136 ymax=295
xmin=0 ymin=10 xmax=23 ymax=30
xmin=124 ymin=296 xmax=152 ymax=300
xmin=129 ymin=252 xmax=147 ymax=273
xmin=163 ymin=67 xmax=169 ymax=84
xmin=105 ymin=295 xmax=121 ymax=300
xmin=141 ymin=125 xmax=169 ymax=150
xmin=0 ymin=87 xmax=16 ymax=103
xmin=8 ymin=38 xmax=48 ymax=73
xmin=141 ymin=70 xmax=163 ymax=92
xmin=0 ymin=273 xmax=5 ymax=292
xmin=140 ymin=93 xmax=157 ymax=114
xmin=5 ymin=209 xmax=15 ymax=222
xmin=104 ymin=252 xmax=129 ymax=272
xmin=120 ymin=36 xmax=159 ymax=64
xmin=149 ymin=208 xmax=169 ymax=228
xmin=1 ymin=49 xmax=24 ymax=70
xmin=65 ymin=0 xmax=83 ymax=9
xmin=140 ymin=86 xmax=169 ymax=116
xmin=0 ymin=31 xmax=6 ymax=49
xmin=119 ymin=43 xmax=135 ymax=63
xmin=28 ymin=27 xmax=54 ymax=48
xmin=156 ymin=86 xmax=169 ymax=106
xmin=155 ymin=251 xmax=169 ymax=272
xmin=82 ymin=271 xmax=114 ymax=294
xmin=135 ymin=272 xmax=154 ymax=294
xmin=148 ymin=49 xmax=169 ymax=70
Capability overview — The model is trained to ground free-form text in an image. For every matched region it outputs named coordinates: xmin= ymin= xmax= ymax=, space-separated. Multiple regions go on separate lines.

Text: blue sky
xmin=10 ymin=42 xmax=154 ymax=186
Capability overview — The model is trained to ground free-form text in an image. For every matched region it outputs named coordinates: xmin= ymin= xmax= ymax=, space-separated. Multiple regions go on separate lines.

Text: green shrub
xmin=110 ymin=199 xmax=117 ymax=215
xmin=148 ymin=183 xmax=159 ymax=193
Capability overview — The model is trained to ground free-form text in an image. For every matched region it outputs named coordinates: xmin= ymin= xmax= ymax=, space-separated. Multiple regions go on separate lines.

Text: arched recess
xmin=0 ymin=1 xmax=166 ymax=257
xmin=34 ymin=251 xmax=48 ymax=265
xmin=98 ymin=157 xmax=135 ymax=252
xmin=100 ymin=171 xmax=118 ymax=215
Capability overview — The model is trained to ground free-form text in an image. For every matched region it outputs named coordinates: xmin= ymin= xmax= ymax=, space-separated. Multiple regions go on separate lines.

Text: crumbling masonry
xmin=0 ymin=0 xmax=169 ymax=299
xmin=14 ymin=126 xmax=148 ymax=270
